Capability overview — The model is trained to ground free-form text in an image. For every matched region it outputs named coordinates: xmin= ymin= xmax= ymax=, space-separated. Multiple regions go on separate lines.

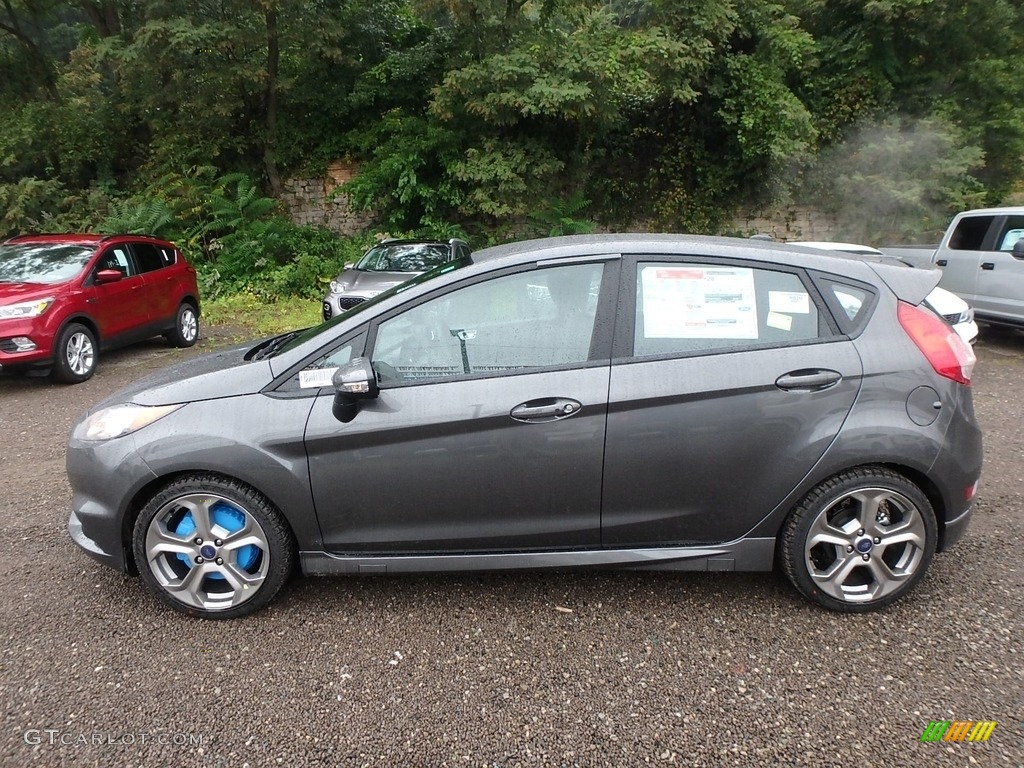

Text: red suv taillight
xmin=897 ymin=301 xmax=976 ymax=386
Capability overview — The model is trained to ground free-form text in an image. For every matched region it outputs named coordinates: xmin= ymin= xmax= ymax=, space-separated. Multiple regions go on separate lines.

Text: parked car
xmin=929 ymin=207 xmax=1024 ymax=328
xmin=789 ymin=241 xmax=979 ymax=344
xmin=0 ymin=234 xmax=200 ymax=383
xmin=67 ymin=234 xmax=981 ymax=619
xmin=322 ymin=238 xmax=470 ymax=321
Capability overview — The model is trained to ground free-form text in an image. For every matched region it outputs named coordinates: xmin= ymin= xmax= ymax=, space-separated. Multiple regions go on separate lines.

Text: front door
xmin=305 ymin=260 xmax=615 ymax=553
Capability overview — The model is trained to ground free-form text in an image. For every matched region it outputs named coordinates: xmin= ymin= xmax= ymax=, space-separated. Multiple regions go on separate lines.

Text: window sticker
xmin=768 ymin=290 xmax=810 ymax=314
xmin=299 ymin=367 xmax=338 ymax=389
xmin=766 ymin=311 xmax=793 ymax=331
xmin=641 ymin=266 xmax=758 ymax=339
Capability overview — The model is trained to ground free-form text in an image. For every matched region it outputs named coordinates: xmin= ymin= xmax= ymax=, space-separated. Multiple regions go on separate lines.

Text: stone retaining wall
xmin=281 ymin=164 xmax=839 ymax=243
xmin=280 ymin=162 xmax=375 ymax=235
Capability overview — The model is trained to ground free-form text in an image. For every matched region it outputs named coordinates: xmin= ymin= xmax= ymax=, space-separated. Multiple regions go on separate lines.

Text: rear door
xmin=130 ymin=242 xmax=179 ymax=325
xmin=305 ymin=259 xmax=617 ymax=553
xmin=935 ymin=213 xmax=991 ymax=303
xmin=601 ymin=257 xmax=864 ymax=547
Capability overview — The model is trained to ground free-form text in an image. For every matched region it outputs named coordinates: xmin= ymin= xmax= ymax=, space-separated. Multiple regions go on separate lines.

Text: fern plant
xmin=98 ymin=198 xmax=176 ymax=238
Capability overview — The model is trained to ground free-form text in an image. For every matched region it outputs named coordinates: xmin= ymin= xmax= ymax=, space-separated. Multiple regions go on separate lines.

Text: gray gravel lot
xmin=1 ymin=325 xmax=1022 ymax=767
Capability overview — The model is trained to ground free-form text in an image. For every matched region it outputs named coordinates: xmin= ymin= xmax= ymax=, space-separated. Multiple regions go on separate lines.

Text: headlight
xmin=329 ymin=280 xmax=346 ymax=293
xmin=75 ymin=403 xmax=183 ymax=441
xmin=0 ymin=297 xmax=55 ymax=320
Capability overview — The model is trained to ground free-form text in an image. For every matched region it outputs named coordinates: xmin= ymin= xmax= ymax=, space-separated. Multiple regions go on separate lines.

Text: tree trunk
xmin=263 ymin=3 xmax=282 ymax=197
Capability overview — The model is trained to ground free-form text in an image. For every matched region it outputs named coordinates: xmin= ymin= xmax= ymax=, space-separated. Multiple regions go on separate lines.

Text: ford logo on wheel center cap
xmin=200 ymin=544 xmax=217 ymax=559
xmin=855 ymin=538 xmax=873 ymax=554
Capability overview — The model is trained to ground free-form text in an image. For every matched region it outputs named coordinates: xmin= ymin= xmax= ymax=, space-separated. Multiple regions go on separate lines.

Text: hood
xmin=338 ymin=269 xmax=419 ymax=296
xmin=0 ymin=281 xmax=60 ymax=302
xmin=90 ymin=341 xmax=274 ymax=410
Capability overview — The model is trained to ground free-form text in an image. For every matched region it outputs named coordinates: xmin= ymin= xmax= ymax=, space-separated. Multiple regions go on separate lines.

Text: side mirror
xmin=95 ymin=268 xmax=123 ymax=284
xmin=1012 ymin=240 xmax=1024 ymax=260
xmin=331 ymin=357 xmax=379 ymax=422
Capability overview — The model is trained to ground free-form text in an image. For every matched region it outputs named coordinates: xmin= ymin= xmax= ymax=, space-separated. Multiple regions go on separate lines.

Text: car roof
xmin=3 ymin=233 xmax=175 ymax=247
xmin=952 ymin=206 xmax=1024 ymax=217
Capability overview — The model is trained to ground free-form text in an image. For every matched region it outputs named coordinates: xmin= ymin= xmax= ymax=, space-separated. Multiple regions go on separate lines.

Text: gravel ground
xmin=1 ymin=324 xmax=1022 ymax=768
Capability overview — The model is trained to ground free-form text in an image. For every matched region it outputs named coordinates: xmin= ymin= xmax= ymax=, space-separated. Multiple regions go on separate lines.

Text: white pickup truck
xmin=882 ymin=207 xmax=1024 ymax=328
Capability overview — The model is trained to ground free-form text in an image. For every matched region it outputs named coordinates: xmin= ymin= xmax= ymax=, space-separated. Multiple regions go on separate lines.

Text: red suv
xmin=0 ymin=234 xmax=201 ymax=383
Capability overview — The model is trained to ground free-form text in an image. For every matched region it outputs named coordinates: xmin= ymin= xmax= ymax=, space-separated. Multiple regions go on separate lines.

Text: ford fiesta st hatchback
xmin=0 ymin=234 xmax=200 ymax=383
xmin=67 ymin=235 xmax=982 ymax=619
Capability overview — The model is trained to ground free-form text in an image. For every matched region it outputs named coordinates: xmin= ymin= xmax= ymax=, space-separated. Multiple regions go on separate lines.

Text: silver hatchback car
xmin=68 ymin=235 xmax=982 ymax=619
xmin=322 ymin=238 xmax=470 ymax=321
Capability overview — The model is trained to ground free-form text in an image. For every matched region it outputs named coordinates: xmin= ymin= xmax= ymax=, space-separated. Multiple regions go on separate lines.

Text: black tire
xmin=132 ymin=474 xmax=296 ymax=619
xmin=165 ymin=302 xmax=199 ymax=348
xmin=780 ymin=467 xmax=937 ymax=613
xmin=52 ymin=323 xmax=98 ymax=384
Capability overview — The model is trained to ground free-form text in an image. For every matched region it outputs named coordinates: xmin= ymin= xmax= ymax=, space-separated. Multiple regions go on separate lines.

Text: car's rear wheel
xmin=132 ymin=474 xmax=295 ymax=619
xmin=780 ymin=467 xmax=937 ymax=612
xmin=52 ymin=323 xmax=97 ymax=384
xmin=166 ymin=303 xmax=199 ymax=347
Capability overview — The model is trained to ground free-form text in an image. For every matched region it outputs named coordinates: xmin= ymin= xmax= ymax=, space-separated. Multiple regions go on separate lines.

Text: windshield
xmin=355 ymin=243 xmax=453 ymax=273
xmin=0 ymin=243 xmax=94 ymax=283
xmin=273 ymin=256 xmax=472 ymax=357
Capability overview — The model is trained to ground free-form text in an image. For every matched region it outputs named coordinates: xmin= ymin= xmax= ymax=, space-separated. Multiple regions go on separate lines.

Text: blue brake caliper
xmin=172 ymin=501 xmax=259 ymax=579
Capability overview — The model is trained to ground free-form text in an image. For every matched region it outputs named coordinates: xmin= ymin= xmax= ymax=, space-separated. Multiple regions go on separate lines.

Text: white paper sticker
xmin=768 ymin=291 xmax=810 ymax=314
xmin=641 ymin=266 xmax=758 ymax=339
xmin=298 ymin=367 xmax=339 ymax=389
xmin=766 ymin=311 xmax=793 ymax=331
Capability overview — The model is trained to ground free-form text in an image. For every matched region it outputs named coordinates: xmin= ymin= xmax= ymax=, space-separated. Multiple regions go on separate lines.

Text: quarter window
xmin=372 ymin=263 xmax=604 ymax=383
xmin=634 ymin=263 xmax=821 ymax=356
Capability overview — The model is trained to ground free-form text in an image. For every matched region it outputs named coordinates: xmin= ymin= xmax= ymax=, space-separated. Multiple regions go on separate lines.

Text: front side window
xmin=371 ymin=263 xmax=604 ymax=383
xmin=634 ymin=263 xmax=822 ymax=356
xmin=96 ymin=246 xmax=135 ymax=278
xmin=995 ymin=216 xmax=1024 ymax=251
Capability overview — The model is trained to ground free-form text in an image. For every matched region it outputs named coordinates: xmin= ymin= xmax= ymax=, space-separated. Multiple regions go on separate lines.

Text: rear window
xmin=948 ymin=216 xmax=994 ymax=250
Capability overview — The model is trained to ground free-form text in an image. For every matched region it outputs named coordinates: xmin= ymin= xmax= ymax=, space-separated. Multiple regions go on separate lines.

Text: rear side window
xmin=132 ymin=243 xmax=173 ymax=273
xmin=633 ymin=263 xmax=822 ymax=356
xmin=948 ymin=216 xmax=994 ymax=250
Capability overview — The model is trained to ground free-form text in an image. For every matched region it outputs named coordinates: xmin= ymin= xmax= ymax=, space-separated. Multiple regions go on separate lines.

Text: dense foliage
xmin=1 ymin=0 xmax=1022 ymax=292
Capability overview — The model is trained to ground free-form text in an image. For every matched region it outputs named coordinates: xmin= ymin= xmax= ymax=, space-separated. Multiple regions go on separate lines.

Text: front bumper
xmin=66 ymin=431 xmax=158 ymax=574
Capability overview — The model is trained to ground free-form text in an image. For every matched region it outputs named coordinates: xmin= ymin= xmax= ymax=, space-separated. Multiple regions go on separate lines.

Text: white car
xmin=790 ymin=242 xmax=979 ymax=344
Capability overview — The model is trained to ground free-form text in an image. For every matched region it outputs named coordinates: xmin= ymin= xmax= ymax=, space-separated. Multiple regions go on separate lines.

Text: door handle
xmin=775 ymin=369 xmax=842 ymax=392
xmin=510 ymin=398 xmax=582 ymax=423
xmin=935 ymin=259 xmax=948 ymax=266
xmin=981 ymin=262 xmax=995 ymax=270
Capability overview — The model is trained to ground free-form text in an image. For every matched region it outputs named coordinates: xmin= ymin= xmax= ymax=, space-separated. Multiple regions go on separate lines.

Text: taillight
xmin=897 ymin=301 xmax=976 ymax=385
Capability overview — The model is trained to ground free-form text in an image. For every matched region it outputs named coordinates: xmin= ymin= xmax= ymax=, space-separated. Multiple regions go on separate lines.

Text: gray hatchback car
xmin=67 ymin=235 xmax=982 ymax=619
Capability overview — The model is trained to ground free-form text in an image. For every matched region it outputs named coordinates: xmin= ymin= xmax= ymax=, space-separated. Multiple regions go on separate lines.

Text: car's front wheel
xmin=780 ymin=467 xmax=937 ymax=612
xmin=52 ymin=323 xmax=97 ymax=384
xmin=132 ymin=474 xmax=296 ymax=619
xmin=166 ymin=303 xmax=199 ymax=347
